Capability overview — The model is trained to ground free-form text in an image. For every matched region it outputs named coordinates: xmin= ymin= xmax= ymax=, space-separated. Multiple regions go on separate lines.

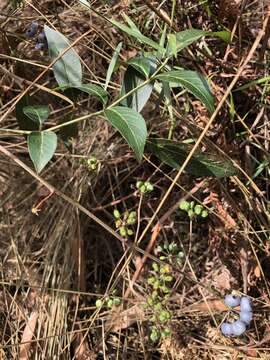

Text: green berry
xmin=127 ymin=217 xmax=136 ymax=225
xmin=119 ymin=227 xmax=127 ymax=237
xmin=113 ymin=209 xmax=121 ymax=219
xmin=201 ymin=210 xmax=208 ymax=218
xmin=145 ymin=182 xmax=154 ymax=192
xmin=161 ymin=328 xmax=171 ymax=338
xmin=127 ymin=228 xmax=133 ymax=236
xmin=147 ymin=277 xmax=156 ymax=285
xmin=107 ymin=299 xmax=113 ymax=308
xmin=150 ymin=327 xmax=160 ymax=342
xmin=164 ymin=275 xmax=173 ymax=282
xmin=190 ymin=201 xmax=195 ymax=209
xmin=113 ymin=298 xmax=121 ymax=306
xmin=179 ymin=200 xmax=190 ymax=211
xmin=152 ymin=263 xmax=159 ymax=272
xmin=95 ymin=299 xmax=102 ymax=308
xmin=188 ymin=209 xmax=194 ymax=218
xmin=136 ymin=181 xmax=143 ymax=189
xmin=194 ymin=204 xmax=203 ymax=215
xmin=140 ymin=185 xmax=147 ymax=193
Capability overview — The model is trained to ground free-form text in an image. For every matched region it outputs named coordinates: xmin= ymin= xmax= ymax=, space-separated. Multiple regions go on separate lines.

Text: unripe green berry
xmin=188 ymin=209 xmax=194 ymax=218
xmin=179 ymin=200 xmax=190 ymax=211
xmin=140 ymin=185 xmax=146 ymax=193
xmin=95 ymin=299 xmax=102 ymax=308
xmin=136 ymin=181 xmax=143 ymax=189
xmin=127 ymin=228 xmax=133 ymax=236
xmin=119 ymin=226 xmax=127 ymax=237
xmin=201 ymin=210 xmax=208 ymax=218
xmin=194 ymin=204 xmax=203 ymax=215
xmin=113 ymin=209 xmax=121 ymax=219
xmin=107 ymin=299 xmax=113 ymax=308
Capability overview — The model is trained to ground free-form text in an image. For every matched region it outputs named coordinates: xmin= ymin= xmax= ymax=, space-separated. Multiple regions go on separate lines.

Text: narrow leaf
xmin=147 ymin=138 xmax=237 ymax=178
xmin=156 ymin=69 xmax=215 ymax=114
xmin=44 ymin=25 xmax=82 ymax=87
xmin=167 ymin=28 xmax=231 ymax=56
xmin=104 ymin=106 xmax=147 ymax=161
xmin=28 ymin=131 xmax=57 ymax=173
xmin=110 ymin=17 xmax=163 ymax=52
xmin=120 ymin=67 xmax=153 ymax=113
xmin=23 ymin=105 xmax=51 ymax=127
xmin=105 ymin=42 xmax=122 ymax=90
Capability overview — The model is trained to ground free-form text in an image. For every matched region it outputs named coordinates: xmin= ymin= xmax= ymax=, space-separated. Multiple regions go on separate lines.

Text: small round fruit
xmin=221 ymin=322 xmax=233 ymax=336
xmin=179 ymin=200 xmax=190 ymax=211
xmin=240 ymin=297 xmax=252 ymax=312
xmin=224 ymin=294 xmax=241 ymax=308
xmin=240 ymin=311 xmax=253 ymax=325
xmin=231 ymin=320 xmax=246 ymax=336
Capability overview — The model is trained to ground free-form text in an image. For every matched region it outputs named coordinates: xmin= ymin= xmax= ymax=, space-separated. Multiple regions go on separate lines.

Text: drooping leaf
xmin=27 ymin=131 xmax=57 ymax=173
xmin=105 ymin=42 xmax=122 ymax=90
xmin=146 ymin=138 xmax=237 ymax=178
xmin=59 ymin=83 xmax=108 ymax=105
xmin=120 ymin=67 xmax=153 ymax=113
xmin=104 ymin=106 xmax=147 ymax=161
xmin=15 ymin=95 xmax=39 ymax=131
xmin=156 ymin=69 xmax=215 ymax=114
xmin=109 ymin=17 xmax=164 ymax=53
xmin=23 ymin=105 xmax=51 ymax=127
xmin=44 ymin=25 xmax=82 ymax=87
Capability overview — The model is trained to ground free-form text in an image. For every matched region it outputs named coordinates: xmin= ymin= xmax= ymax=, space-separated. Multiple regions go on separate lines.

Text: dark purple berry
xmin=25 ymin=21 xmax=38 ymax=38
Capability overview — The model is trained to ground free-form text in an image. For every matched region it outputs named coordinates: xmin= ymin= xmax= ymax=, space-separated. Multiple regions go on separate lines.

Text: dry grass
xmin=0 ymin=0 xmax=270 ymax=359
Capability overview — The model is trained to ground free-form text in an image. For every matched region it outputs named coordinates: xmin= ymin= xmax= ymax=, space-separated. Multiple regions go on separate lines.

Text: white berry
xmin=224 ymin=294 xmax=241 ymax=308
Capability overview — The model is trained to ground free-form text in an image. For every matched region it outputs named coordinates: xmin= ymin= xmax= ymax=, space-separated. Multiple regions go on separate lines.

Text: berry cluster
xmin=25 ymin=22 xmax=47 ymax=50
xmin=179 ymin=200 xmax=208 ymax=219
xmin=221 ymin=294 xmax=253 ymax=336
xmin=136 ymin=180 xmax=154 ymax=194
xmin=113 ymin=209 xmax=136 ymax=237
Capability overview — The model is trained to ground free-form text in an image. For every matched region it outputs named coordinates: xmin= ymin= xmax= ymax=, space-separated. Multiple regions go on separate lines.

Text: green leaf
xmin=110 ymin=17 xmax=164 ymax=52
xmin=166 ymin=28 xmax=231 ymax=56
xmin=105 ymin=42 xmax=122 ymax=90
xmin=27 ymin=131 xmax=57 ymax=173
xmin=212 ymin=31 xmax=231 ymax=43
xmin=75 ymin=84 xmax=108 ymax=105
xmin=44 ymin=25 xmax=82 ymax=87
xmin=104 ymin=106 xmax=147 ymax=161
xmin=120 ymin=67 xmax=153 ymax=113
xmin=146 ymin=138 xmax=237 ymax=178
xmin=59 ymin=83 xmax=108 ymax=105
xmin=23 ymin=105 xmax=51 ymax=127
xmin=127 ymin=57 xmax=151 ymax=78
xmin=156 ymin=69 xmax=215 ymax=114
xmin=15 ymin=95 xmax=39 ymax=131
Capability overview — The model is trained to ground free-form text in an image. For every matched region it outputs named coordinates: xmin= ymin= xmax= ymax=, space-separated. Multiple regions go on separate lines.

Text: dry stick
xmin=0 ymin=144 xmax=126 ymax=245
xmin=134 ymin=8 xmax=270 ymax=279
xmin=124 ymin=180 xmax=206 ymax=299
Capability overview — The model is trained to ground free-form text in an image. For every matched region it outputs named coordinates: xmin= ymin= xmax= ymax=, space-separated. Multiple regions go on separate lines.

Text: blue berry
xmin=231 ymin=320 xmax=246 ymax=336
xmin=240 ymin=311 xmax=253 ymax=325
xmin=221 ymin=322 xmax=233 ymax=336
xmin=240 ymin=297 xmax=252 ymax=312
xmin=25 ymin=21 xmax=38 ymax=38
xmin=224 ymin=294 xmax=241 ymax=308
xmin=35 ymin=42 xmax=44 ymax=50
